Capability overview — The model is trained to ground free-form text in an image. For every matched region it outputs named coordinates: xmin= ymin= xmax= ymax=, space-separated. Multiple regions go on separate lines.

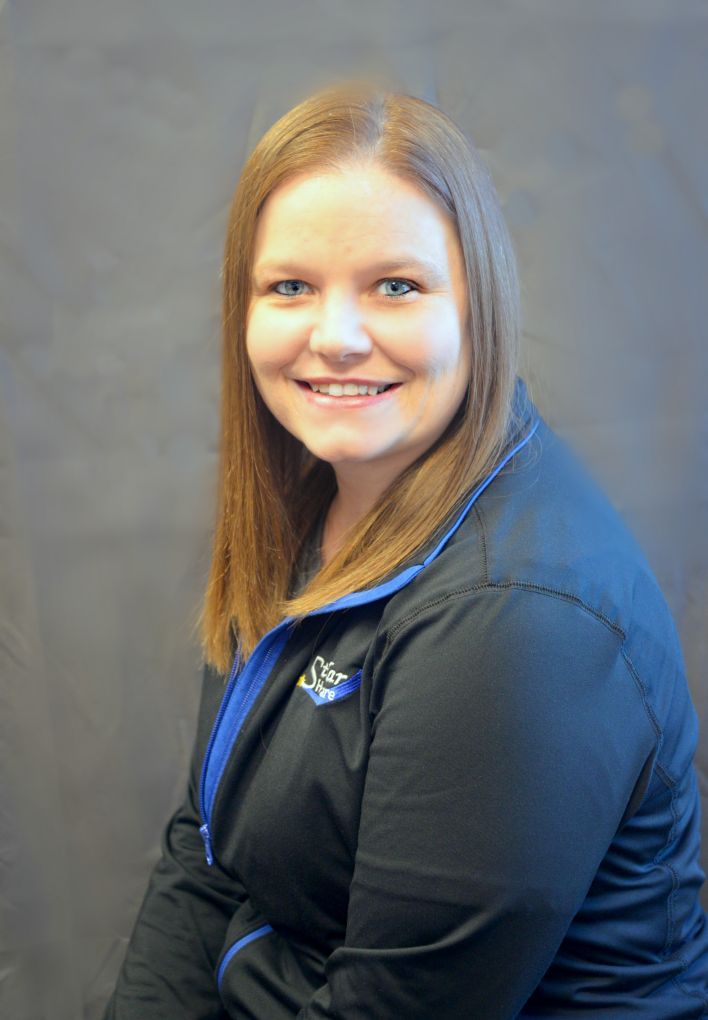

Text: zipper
xmin=216 ymin=923 xmax=274 ymax=990
xmin=199 ymin=622 xmax=292 ymax=865
xmin=198 ymin=650 xmax=241 ymax=865
xmin=199 ymin=414 xmax=540 ymax=865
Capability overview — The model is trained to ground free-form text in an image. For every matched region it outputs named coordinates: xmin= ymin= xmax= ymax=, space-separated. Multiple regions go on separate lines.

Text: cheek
xmin=401 ymin=305 xmax=466 ymax=369
xmin=245 ymin=305 xmax=299 ymax=371
xmin=404 ymin=334 xmax=466 ymax=378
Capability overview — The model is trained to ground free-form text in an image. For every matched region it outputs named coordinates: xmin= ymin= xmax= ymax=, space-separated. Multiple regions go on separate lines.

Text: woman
xmin=104 ymin=81 xmax=708 ymax=1018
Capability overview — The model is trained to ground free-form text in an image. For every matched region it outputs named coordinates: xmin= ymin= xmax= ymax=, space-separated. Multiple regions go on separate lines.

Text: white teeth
xmin=308 ymin=382 xmax=392 ymax=396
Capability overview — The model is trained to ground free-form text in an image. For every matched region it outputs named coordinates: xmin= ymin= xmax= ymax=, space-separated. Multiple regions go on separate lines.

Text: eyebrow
xmin=252 ymin=256 xmax=447 ymax=281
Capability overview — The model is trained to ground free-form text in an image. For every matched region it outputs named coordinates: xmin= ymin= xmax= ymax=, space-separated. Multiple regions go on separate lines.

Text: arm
xmin=292 ymin=587 xmax=656 ymax=1019
xmin=103 ymin=663 xmax=253 ymax=1020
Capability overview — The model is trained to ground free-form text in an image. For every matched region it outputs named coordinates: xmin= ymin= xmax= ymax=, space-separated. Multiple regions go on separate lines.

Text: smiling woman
xmin=104 ymin=79 xmax=708 ymax=1020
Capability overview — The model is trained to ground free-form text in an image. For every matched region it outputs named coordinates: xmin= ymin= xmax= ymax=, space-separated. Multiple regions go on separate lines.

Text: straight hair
xmin=196 ymin=78 xmax=524 ymax=676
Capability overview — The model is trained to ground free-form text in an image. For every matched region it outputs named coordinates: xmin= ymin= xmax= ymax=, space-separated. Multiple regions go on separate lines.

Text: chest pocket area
xmin=296 ymin=667 xmax=362 ymax=706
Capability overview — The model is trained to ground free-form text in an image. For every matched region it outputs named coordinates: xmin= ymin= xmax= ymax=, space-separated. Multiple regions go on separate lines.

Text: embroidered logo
xmin=296 ymin=656 xmax=362 ymax=706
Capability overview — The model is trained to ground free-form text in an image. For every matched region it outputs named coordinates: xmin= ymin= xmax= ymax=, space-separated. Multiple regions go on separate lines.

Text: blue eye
xmin=379 ymin=278 xmax=415 ymax=299
xmin=273 ymin=280 xmax=309 ymax=297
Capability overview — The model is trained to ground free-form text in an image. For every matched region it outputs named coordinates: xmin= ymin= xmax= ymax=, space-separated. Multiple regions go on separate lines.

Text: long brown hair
xmin=196 ymin=77 xmax=524 ymax=676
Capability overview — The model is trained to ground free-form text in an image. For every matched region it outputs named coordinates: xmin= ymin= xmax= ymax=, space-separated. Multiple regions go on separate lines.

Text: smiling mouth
xmin=299 ymin=381 xmax=398 ymax=396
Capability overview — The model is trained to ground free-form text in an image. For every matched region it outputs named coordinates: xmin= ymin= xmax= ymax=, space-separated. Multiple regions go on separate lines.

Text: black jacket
xmin=105 ymin=377 xmax=708 ymax=1018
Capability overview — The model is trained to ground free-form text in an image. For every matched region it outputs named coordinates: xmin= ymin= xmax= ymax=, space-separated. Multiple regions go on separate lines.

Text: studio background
xmin=1 ymin=1 xmax=706 ymax=1017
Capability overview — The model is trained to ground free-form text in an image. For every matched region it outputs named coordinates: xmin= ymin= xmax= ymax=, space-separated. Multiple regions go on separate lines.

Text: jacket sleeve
xmin=293 ymin=586 xmax=657 ymax=1019
xmin=103 ymin=662 xmax=263 ymax=1020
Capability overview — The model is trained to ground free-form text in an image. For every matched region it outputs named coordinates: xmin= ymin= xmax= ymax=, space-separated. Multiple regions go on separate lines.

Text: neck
xmin=320 ymin=464 xmax=394 ymax=567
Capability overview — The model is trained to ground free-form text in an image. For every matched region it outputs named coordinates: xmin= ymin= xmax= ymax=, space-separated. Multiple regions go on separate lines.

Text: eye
xmin=272 ymin=279 xmax=311 ymax=297
xmin=378 ymin=278 xmax=418 ymax=299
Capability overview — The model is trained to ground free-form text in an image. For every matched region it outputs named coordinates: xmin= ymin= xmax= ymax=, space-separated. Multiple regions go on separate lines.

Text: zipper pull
xmin=199 ymin=823 xmax=214 ymax=866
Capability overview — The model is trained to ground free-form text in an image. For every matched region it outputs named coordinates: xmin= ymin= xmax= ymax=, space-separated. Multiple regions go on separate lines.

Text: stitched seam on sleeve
xmin=383 ymin=584 xmax=662 ymax=765
xmin=652 ymin=784 xmax=681 ymax=960
xmin=620 ymin=648 xmax=664 ymax=750
xmin=472 ymin=504 xmax=489 ymax=585
xmin=619 ymin=651 xmax=692 ymax=967
xmin=385 ymin=580 xmax=626 ymax=645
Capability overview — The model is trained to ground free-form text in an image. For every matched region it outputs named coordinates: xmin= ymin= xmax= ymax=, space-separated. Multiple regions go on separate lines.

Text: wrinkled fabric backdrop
xmin=0 ymin=1 xmax=706 ymax=1016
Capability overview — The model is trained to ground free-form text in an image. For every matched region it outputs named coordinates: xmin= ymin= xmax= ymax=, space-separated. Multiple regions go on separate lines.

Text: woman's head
xmin=200 ymin=79 xmax=524 ymax=672
xmin=246 ymin=161 xmax=472 ymax=503
xmin=223 ymin=78 xmax=520 ymax=470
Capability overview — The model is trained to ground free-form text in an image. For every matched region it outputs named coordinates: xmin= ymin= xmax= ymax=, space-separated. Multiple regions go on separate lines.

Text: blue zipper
xmin=217 ymin=923 xmax=274 ymax=989
xmin=199 ymin=622 xmax=292 ymax=864
xmin=198 ymin=649 xmax=241 ymax=865
xmin=198 ymin=415 xmax=540 ymax=865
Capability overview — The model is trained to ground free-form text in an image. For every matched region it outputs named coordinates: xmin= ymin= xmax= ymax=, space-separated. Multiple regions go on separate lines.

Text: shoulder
xmin=376 ymin=413 xmax=691 ymax=758
xmin=383 ymin=415 xmax=662 ymax=635
xmin=472 ymin=418 xmax=690 ymax=744
xmin=475 ymin=418 xmax=662 ymax=635
xmin=389 ymin=413 xmax=676 ymax=644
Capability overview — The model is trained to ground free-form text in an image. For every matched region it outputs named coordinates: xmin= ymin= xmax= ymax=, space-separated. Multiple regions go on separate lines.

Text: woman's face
xmin=246 ymin=163 xmax=471 ymax=493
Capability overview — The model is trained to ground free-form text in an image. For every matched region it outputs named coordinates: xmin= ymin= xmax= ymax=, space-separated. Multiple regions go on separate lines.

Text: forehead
xmin=252 ymin=165 xmax=458 ymax=261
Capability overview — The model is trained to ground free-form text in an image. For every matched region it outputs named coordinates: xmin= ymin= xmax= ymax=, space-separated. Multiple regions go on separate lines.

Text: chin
xmin=311 ymin=448 xmax=371 ymax=465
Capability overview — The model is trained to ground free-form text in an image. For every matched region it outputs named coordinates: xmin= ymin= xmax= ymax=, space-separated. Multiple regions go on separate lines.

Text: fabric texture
xmin=103 ymin=377 xmax=708 ymax=1019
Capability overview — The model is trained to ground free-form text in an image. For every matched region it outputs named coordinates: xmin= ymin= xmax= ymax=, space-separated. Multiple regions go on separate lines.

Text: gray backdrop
xmin=1 ymin=1 xmax=706 ymax=1017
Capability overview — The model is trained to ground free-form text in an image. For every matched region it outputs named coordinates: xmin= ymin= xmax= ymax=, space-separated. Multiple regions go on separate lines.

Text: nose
xmin=308 ymin=293 xmax=373 ymax=361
